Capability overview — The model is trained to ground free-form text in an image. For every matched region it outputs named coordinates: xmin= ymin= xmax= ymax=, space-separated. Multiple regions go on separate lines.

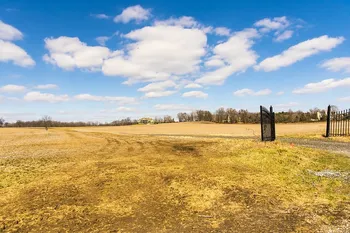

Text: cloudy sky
xmin=1 ymin=0 xmax=350 ymax=122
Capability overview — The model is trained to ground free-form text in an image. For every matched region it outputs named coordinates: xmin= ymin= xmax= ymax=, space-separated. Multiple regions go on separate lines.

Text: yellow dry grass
xmin=0 ymin=127 xmax=349 ymax=232
xmin=73 ymin=122 xmax=326 ymax=137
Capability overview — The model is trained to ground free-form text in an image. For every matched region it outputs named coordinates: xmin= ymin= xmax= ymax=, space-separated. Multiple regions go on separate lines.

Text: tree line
xmin=177 ymin=107 xmax=328 ymax=124
xmin=0 ymin=107 xmax=328 ymax=128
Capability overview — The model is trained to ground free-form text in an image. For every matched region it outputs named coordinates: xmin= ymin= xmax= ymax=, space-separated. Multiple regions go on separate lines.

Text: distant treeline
xmin=0 ymin=107 xmax=327 ymax=128
xmin=177 ymin=108 xmax=327 ymax=124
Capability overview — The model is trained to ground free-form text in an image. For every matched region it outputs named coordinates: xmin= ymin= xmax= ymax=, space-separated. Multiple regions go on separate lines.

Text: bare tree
xmin=42 ymin=115 xmax=52 ymax=131
xmin=0 ymin=117 xmax=4 ymax=127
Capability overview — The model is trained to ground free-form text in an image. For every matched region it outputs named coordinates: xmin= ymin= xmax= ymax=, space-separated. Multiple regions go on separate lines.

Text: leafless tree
xmin=0 ymin=117 xmax=4 ymax=127
xmin=42 ymin=115 xmax=52 ymax=131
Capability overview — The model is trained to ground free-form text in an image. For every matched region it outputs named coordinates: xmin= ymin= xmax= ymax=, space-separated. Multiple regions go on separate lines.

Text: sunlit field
xmin=0 ymin=125 xmax=349 ymax=232
xmin=73 ymin=122 xmax=326 ymax=137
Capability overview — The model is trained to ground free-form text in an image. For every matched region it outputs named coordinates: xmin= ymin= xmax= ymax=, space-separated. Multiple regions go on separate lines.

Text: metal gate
xmin=326 ymin=105 xmax=350 ymax=137
xmin=260 ymin=106 xmax=276 ymax=141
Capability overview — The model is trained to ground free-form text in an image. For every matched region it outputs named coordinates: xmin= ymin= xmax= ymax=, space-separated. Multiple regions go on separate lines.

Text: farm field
xmin=74 ymin=122 xmax=326 ymax=137
xmin=0 ymin=125 xmax=349 ymax=232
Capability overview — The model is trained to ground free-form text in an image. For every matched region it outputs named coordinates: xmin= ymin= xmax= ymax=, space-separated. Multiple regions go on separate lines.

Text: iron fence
xmin=260 ymin=106 xmax=276 ymax=141
xmin=326 ymin=105 xmax=350 ymax=137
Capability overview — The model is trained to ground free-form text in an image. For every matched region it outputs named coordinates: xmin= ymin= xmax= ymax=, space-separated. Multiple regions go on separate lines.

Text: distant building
xmin=138 ymin=117 xmax=154 ymax=124
xmin=317 ymin=112 xmax=322 ymax=121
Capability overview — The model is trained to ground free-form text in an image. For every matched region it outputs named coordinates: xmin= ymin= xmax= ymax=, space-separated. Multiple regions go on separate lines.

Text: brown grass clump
xmin=0 ymin=128 xmax=349 ymax=232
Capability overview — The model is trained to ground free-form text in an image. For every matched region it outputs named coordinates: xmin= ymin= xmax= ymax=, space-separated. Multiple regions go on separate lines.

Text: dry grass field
xmin=73 ymin=122 xmax=326 ymax=137
xmin=0 ymin=124 xmax=349 ymax=232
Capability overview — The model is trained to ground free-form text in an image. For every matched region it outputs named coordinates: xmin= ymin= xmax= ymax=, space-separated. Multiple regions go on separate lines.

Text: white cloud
xmin=116 ymin=106 xmax=135 ymax=112
xmin=90 ymin=14 xmax=110 ymax=19
xmin=43 ymin=36 xmax=111 ymax=71
xmin=254 ymin=16 xmax=290 ymax=33
xmin=144 ymin=90 xmax=177 ymax=98
xmin=182 ymin=91 xmax=208 ymax=98
xmin=114 ymin=5 xmax=151 ymax=24
xmin=204 ymin=58 xmax=225 ymax=67
xmin=276 ymin=91 xmax=285 ymax=95
xmin=196 ymin=28 xmax=259 ymax=85
xmin=275 ymin=30 xmax=293 ymax=42
xmin=74 ymin=94 xmax=138 ymax=104
xmin=321 ymin=57 xmax=350 ymax=73
xmin=154 ymin=104 xmax=191 ymax=111
xmin=233 ymin=88 xmax=272 ymax=97
xmin=214 ymin=27 xmax=230 ymax=36
xmin=293 ymin=77 xmax=350 ymax=94
xmin=24 ymin=91 xmax=69 ymax=103
xmin=184 ymin=83 xmax=202 ymax=89
xmin=0 ymin=40 xmax=35 ymax=67
xmin=155 ymin=16 xmax=198 ymax=28
xmin=255 ymin=35 xmax=345 ymax=72
xmin=95 ymin=36 xmax=110 ymax=46
xmin=0 ymin=84 xmax=26 ymax=93
xmin=102 ymin=25 xmax=207 ymax=83
xmin=35 ymin=84 xmax=58 ymax=90
xmin=138 ymin=80 xmax=177 ymax=92
xmin=0 ymin=20 xmax=23 ymax=41
xmin=338 ymin=96 xmax=350 ymax=102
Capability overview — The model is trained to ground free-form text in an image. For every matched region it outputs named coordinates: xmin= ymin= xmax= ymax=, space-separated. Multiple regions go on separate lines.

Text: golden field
xmin=0 ymin=124 xmax=349 ymax=232
xmin=73 ymin=122 xmax=326 ymax=137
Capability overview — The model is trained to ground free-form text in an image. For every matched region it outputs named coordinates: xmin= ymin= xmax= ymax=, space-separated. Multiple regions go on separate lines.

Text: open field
xmin=0 ymin=126 xmax=350 ymax=232
xmin=73 ymin=122 xmax=326 ymax=137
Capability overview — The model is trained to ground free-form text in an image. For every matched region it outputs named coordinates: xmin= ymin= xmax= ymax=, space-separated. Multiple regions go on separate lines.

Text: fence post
xmin=260 ymin=106 xmax=263 ymax=141
xmin=326 ymin=105 xmax=331 ymax=137
xmin=270 ymin=106 xmax=276 ymax=141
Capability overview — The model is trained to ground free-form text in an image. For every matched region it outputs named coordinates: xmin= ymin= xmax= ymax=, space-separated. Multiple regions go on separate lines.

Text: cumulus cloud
xmin=43 ymin=36 xmax=111 ymax=71
xmin=182 ymin=91 xmax=208 ymax=98
xmin=0 ymin=84 xmax=26 ymax=93
xmin=137 ymin=80 xmax=177 ymax=92
xmin=24 ymin=91 xmax=69 ymax=103
xmin=34 ymin=84 xmax=58 ymax=90
xmin=154 ymin=104 xmax=191 ymax=111
xmin=321 ymin=57 xmax=350 ymax=73
xmin=254 ymin=16 xmax=290 ymax=33
xmin=184 ymin=83 xmax=202 ymax=89
xmin=275 ymin=30 xmax=293 ymax=42
xmin=0 ymin=20 xmax=23 ymax=41
xmin=196 ymin=28 xmax=259 ymax=85
xmin=293 ymin=77 xmax=350 ymax=94
xmin=255 ymin=35 xmax=345 ymax=72
xmin=0 ymin=40 xmax=35 ymax=67
xmin=144 ymin=90 xmax=177 ymax=98
xmin=233 ymin=88 xmax=272 ymax=97
xmin=204 ymin=58 xmax=225 ymax=67
xmin=114 ymin=5 xmax=151 ymax=24
xmin=102 ymin=25 xmax=207 ymax=83
xmin=90 ymin=14 xmax=110 ymax=19
xmin=74 ymin=94 xmax=138 ymax=104
xmin=276 ymin=91 xmax=285 ymax=95
xmin=0 ymin=21 xmax=35 ymax=67
xmin=214 ymin=27 xmax=231 ymax=36
xmin=154 ymin=16 xmax=198 ymax=28
xmin=95 ymin=36 xmax=110 ymax=46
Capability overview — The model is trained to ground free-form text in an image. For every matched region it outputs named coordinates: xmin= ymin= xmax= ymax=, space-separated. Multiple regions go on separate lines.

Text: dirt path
xmin=280 ymin=138 xmax=350 ymax=156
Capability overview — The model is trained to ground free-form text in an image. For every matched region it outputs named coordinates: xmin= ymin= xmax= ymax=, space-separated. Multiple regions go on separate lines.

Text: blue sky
xmin=1 ymin=0 xmax=350 ymax=122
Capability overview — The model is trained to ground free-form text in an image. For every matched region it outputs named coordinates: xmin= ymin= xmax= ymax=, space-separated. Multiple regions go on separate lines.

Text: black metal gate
xmin=326 ymin=105 xmax=350 ymax=137
xmin=260 ymin=106 xmax=276 ymax=141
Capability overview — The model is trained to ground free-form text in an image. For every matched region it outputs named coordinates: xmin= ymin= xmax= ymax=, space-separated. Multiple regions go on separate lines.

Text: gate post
xmin=270 ymin=106 xmax=276 ymax=141
xmin=260 ymin=106 xmax=264 ymax=141
xmin=326 ymin=105 xmax=331 ymax=137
